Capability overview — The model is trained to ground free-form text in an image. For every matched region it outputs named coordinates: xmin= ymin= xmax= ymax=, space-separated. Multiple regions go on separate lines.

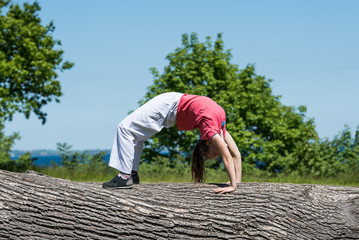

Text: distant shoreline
xmin=11 ymin=149 xmax=111 ymax=158
xmin=11 ymin=150 xmax=111 ymax=167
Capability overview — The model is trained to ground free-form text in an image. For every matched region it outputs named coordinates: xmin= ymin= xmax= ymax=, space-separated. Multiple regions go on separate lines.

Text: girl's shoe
xmin=102 ymin=175 xmax=133 ymax=189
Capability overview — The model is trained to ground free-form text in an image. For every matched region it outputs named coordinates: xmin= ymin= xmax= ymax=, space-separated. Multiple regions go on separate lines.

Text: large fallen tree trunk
xmin=0 ymin=170 xmax=358 ymax=239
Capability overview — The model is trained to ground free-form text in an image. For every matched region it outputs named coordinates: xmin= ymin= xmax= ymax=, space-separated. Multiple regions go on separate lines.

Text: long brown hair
xmin=191 ymin=140 xmax=210 ymax=183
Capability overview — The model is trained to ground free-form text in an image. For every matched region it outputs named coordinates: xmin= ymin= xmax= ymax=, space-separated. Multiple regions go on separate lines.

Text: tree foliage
xmin=56 ymin=142 xmax=107 ymax=170
xmin=0 ymin=119 xmax=35 ymax=171
xmin=0 ymin=118 xmax=19 ymax=162
xmin=294 ymin=126 xmax=359 ymax=177
xmin=138 ymin=33 xmax=324 ymax=174
xmin=0 ymin=0 xmax=73 ymax=124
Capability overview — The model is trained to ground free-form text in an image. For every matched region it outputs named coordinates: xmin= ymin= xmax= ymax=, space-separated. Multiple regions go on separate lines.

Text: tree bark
xmin=0 ymin=170 xmax=358 ymax=240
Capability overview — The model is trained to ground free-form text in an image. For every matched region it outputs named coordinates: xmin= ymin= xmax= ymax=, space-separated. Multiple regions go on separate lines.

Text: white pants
xmin=109 ymin=92 xmax=183 ymax=174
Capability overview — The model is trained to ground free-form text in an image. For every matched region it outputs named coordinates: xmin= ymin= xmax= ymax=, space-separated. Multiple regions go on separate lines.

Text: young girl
xmin=103 ymin=92 xmax=242 ymax=194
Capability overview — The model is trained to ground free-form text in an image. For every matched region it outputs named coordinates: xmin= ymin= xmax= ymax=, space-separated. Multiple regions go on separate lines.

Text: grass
xmin=31 ymin=165 xmax=359 ymax=187
xmin=249 ymin=174 xmax=359 ymax=187
xmin=33 ymin=165 xmax=117 ymax=182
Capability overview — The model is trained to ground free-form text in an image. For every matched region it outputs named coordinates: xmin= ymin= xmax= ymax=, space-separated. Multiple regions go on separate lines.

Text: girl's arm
xmin=211 ymin=134 xmax=237 ymax=194
xmin=224 ymin=131 xmax=242 ymax=184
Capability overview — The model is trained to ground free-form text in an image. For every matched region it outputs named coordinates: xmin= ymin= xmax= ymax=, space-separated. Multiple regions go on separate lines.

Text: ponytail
xmin=191 ymin=140 xmax=209 ymax=183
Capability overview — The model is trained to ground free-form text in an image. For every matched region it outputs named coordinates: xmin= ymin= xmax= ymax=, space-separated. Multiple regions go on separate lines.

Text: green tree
xmin=139 ymin=33 xmax=318 ymax=173
xmin=0 ymin=118 xmax=19 ymax=164
xmin=282 ymin=125 xmax=359 ymax=178
xmin=0 ymin=0 xmax=73 ymax=124
xmin=57 ymin=142 xmax=107 ymax=170
xmin=0 ymin=118 xmax=35 ymax=171
xmin=329 ymin=126 xmax=359 ymax=174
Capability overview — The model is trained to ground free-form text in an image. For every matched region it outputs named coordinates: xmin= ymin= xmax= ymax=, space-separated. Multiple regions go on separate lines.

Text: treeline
xmin=0 ymin=0 xmax=358 ymax=185
xmin=1 ymin=113 xmax=359 ymax=185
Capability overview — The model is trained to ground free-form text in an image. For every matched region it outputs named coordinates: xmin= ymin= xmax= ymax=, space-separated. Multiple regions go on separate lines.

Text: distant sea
xmin=11 ymin=151 xmax=111 ymax=167
xmin=32 ymin=155 xmax=63 ymax=166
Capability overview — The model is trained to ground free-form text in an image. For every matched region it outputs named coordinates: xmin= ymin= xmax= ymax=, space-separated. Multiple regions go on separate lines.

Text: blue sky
xmin=4 ymin=0 xmax=359 ymax=150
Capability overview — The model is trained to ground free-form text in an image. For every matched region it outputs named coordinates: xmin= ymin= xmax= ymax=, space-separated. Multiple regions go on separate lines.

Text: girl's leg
xmin=108 ymin=123 xmax=135 ymax=174
xmin=105 ymin=92 xmax=183 ymax=187
xmin=132 ymin=140 xmax=144 ymax=172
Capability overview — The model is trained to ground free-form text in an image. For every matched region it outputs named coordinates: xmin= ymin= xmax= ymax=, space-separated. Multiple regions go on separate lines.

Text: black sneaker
xmin=132 ymin=172 xmax=140 ymax=184
xmin=102 ymin=175 xmax=133 ymax=189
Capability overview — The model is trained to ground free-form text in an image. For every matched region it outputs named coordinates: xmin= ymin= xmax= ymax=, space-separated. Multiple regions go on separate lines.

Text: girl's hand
xmin=214 ymin=186 xmax=236 ymax=194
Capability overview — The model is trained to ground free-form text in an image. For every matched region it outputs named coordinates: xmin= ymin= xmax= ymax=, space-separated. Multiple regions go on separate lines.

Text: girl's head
xmin=191 ymin=140 xmax=221 ymax=183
